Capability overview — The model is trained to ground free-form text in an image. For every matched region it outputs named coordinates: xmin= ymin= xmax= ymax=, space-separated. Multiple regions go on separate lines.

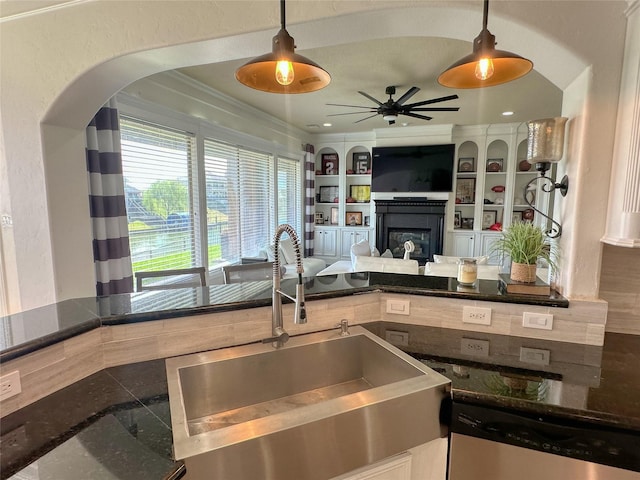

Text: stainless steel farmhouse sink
xmin=166 ymin=326 xmax=450 ymax=480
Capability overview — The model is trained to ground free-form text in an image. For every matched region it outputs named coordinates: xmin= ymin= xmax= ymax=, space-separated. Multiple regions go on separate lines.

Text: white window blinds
xmin=204 ymin=139 xmax=274 ymax=266
xmin=120 ymin=116 xmax=197 ymax=273
xmin=277 ymin=156 xmax=302 ymax=233
xmin=239 ymin=147 xmax=275 ymax=257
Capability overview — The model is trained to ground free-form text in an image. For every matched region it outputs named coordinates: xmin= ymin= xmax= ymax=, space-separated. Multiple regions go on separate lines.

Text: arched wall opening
xmin=2 ymin=1 xmax=625 ymax=312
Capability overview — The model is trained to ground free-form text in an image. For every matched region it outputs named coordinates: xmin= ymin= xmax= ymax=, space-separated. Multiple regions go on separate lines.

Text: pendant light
xmin=235 ymin=0 xmax=331 ymax=94
xmin=438 ymin=0 xmax=532 ymax=89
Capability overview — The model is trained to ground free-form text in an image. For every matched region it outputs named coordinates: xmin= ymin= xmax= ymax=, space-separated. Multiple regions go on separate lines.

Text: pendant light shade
xmin=438 ymin=0 xmax=532 ymax=89
xmin=236 ymin=0 xmax=330 ymax=94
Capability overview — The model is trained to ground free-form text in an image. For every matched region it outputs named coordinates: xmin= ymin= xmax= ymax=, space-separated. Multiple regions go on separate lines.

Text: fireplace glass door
xmin=388 ymin=229 xmax=432 ymax=263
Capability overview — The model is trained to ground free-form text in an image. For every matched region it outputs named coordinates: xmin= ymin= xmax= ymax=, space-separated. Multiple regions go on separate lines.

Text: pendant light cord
xmin=482 ymin=0 xmax=489 ymax=30
xmin=280 ymin=0 xmax=286 ymax=30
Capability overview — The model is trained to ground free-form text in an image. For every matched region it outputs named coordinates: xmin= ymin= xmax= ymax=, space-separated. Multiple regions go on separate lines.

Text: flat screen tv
xmin=371 ymin=144 xmax=455 ymax=193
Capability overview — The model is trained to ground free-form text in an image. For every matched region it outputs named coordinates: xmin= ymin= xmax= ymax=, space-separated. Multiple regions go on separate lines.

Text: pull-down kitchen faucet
xmin=263 ymin=224 xmax=307 ymax=346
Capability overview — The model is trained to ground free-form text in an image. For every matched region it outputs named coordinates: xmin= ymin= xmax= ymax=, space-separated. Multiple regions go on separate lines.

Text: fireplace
xmin=375 ymin=200 xmax=446 ymax=264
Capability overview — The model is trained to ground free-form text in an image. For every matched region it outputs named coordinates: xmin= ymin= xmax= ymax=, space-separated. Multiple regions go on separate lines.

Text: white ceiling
xmin=178 ymin=36 xmax=563 ymax=134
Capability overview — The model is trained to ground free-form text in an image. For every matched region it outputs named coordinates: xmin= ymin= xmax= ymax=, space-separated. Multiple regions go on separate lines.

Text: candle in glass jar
xmin=457 ymin=258 xmax=478 ymax=285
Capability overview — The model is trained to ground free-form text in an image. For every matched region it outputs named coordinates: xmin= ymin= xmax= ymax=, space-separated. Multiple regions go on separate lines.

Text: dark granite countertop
xmin=0 ymin=272 xmax=568 ymax=363
xmin=2 ymin=322 xmax=638 ymax=479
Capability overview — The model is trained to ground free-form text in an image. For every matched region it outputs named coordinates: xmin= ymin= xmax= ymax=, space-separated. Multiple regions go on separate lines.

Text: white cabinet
xmin=452 ymin=232 xmax=475 ymax=258
xmin=332 ymin=453 xmax=412 ymax=480
xmin=341 ymin=228 xmax=371 ymax=258
xmin=478 ymin=232 xmax=507 ymax=270
xmin=331 ymin=440 xmax=447 ymax=480
xmin=450 ymin=231 xmax=506 ymax=270
xmin=315 ymin=227 xmax=338 ymax=257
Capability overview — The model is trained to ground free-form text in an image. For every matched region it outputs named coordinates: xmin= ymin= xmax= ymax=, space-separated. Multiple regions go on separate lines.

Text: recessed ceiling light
xmin=502 ymin=111 xmax=514 ymax=116
xmin=401 ymin=122 xmax=410 ymax=127
xmin=306 ymin=124 xmax=320 ymax=129
xmin=323 ymin=123 xmax=332 ymax=127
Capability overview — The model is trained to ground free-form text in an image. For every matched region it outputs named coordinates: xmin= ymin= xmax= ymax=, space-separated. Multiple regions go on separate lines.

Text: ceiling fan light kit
xmin=438 ymin=0 xmax=533 ymax=89
xmin=235 ymin=0 xmax=331 ymax=93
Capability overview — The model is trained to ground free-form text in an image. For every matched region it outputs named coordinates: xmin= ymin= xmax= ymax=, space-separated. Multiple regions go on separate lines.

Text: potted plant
xmin=491 ymin=221 xmax=558 ymax=283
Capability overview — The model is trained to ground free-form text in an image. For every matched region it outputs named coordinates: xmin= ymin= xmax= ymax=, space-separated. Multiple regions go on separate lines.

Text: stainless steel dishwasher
xmin=448 ymin=402 xmax=640 ymax=480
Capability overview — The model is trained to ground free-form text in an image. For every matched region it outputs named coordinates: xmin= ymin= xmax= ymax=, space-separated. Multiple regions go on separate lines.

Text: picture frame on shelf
xmin=349 ymin=184 xmax=371 ymax=203
xmin=314 ymin=212 xmax=324 ymax=225
xmin=461 ymin=218 xmax=474 ymax=230
xmin=511 ymin=211 xmax=523 ymax=224
xmin=482 ymin=210 xmax=497 ymax=229
xmin=319 ymin=185 xmax=339 ymax=203
xmin=345 ymin=211 xmax=363 ymax=226
xmin=458 ymin=157 xmax=475 ymax=173
xmin=454 ymin=211 xmax=461 ymax=229
xmin=486 ymin=158 xmax=504 ymax=172
xmin=352 ymin=152 xmax=371 ymax=174
xmin=321 ymin=153 xmax=339 ymax=175
xmin=456 ymin=178 xmax=476 ymax=204
xmin=330 ymin=207 xmax=339 ymax=225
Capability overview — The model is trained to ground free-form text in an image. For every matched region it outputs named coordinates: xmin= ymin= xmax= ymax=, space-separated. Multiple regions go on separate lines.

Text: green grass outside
xmin=132 ymin=244 xmax=222 ymax=272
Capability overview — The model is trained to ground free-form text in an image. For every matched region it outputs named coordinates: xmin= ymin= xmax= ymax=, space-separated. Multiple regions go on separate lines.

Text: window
xmin=278 ymin=156 xmax=302 ymax=233
xmin=119 ymin=113 xmax=301 ymax=279
xmin=203 ymin=140 xmax=275 ymax=269
xmin=120 ymin=116 xmax=197 ymax=273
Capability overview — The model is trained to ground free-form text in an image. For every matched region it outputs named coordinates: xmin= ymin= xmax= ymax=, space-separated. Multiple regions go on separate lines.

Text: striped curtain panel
xmin=304 ymin=144 xmax=315 ymax=257
xmin=86 ymin=99 xmax=134 ymax=296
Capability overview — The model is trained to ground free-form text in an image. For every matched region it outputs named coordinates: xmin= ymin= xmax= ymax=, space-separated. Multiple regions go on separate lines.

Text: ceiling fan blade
xmin=395 ymin=86 xmax=420 ymax=106
xmin=358 ymin=91 xmax=384 ymax=106
xmin=404 ymin=94 xmax=459 ymax=108
xmin=409 ymin=107 xmax=460 ymax=112
xmin=327 ymin=111 xmax=377 ymax=117
xmin=354 ymin=113 xmax=380 ymax=124
xmin=326 ymin=103 xmax=376 ymax=109
xmin=402 ymin=112 xmax=433 ymax=121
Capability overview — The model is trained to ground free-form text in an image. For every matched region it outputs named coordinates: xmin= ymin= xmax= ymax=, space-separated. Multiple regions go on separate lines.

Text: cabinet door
xmin=478 ymin=233 xmax=507 ymax=270
xmin=341 ymin=230 xmax=355 ymax=258
xmin=452 ymin=233 xmax=475 ymax=258
xmin=315 ymin=230 xmax=327 ymax=255
xmin=331 ymin=452 xmax=411 ymax=480
xmin=325 ymin=229 xmax=338 ymax=257
xmin=341 ymin=229 xmax=370 ymax=258
xmin=317 ymin=229 xmax=338 ymax=257
xmin=354 ymin=230 xmax=370 ymax=244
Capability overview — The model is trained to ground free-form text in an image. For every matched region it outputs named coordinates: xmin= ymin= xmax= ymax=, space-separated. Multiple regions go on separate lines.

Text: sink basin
xmin=166 ymin=326 xmax=450 ymax=479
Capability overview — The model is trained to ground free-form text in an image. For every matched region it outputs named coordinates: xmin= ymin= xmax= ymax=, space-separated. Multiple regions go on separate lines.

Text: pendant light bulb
xmin=275 ymin=59 xmax=294 ymax=86
xmin=475 ymin=57 xmax=494 ymax=80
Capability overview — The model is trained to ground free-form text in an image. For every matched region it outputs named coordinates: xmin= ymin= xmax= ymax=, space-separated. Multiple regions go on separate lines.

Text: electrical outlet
xmin=460 ymin=337 xmax=490 ymax=357
xmin=522 ymin=312 xmax=553 ymax=330
xmin=462 ymin=306 xmax=492 ymax=325
xmin=386 ymin=299 xmax=410 ymax=316
xmin=0 ymin=371 xmax=22 ymax=401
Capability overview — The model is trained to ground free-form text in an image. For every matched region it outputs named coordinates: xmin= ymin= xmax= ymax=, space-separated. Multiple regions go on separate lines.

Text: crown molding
xmin=0 ymin=0 xmax=90 ymax=23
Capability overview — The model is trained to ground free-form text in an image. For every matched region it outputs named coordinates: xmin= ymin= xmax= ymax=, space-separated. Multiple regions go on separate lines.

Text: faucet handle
xmin=336 ymin=319 xmax=350 ymax=336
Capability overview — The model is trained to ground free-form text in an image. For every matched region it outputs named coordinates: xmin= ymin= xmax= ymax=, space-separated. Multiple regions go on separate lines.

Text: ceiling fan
xmin=327 ymin=86 xmax=459 ymax=125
